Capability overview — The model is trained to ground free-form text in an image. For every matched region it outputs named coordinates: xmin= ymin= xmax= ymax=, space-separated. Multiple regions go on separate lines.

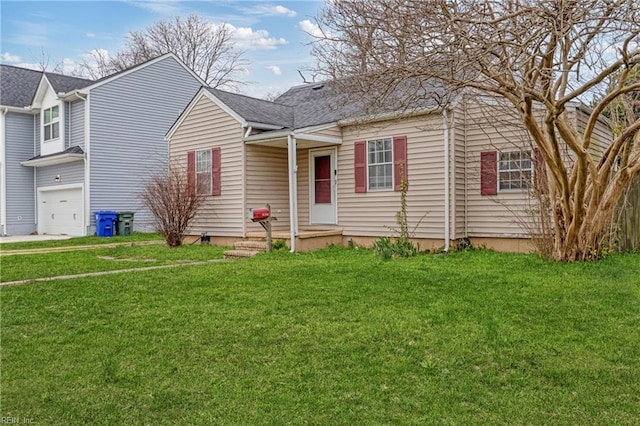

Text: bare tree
xmin=140 ymin=165 xmax=204 ymax=247
xmin=77 ymin=14 xmax=246 ymax=89
xmin=312 ymin=0 xmax=640 ymax=261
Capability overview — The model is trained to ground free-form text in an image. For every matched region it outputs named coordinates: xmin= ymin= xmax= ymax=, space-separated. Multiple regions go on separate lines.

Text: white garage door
xmin=38 ymin=187 xmax=84 ymax=236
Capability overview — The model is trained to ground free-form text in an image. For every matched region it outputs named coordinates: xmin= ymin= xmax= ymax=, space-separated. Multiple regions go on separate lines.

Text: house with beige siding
xmin=167 ymin=82 xmax=611 ymax=252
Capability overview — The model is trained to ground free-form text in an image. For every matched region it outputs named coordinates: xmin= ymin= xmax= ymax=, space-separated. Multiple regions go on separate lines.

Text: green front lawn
xmin=1 ymin=244 xmax=227 ymax=282
xmin=1 ymin=247 xmax=639 ymax=424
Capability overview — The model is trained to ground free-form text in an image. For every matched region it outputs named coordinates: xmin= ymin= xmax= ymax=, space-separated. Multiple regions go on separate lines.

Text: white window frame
xmin=195 ymin=149 xmax=212 ymax=195
xmin=367 ymin=137 xmax=393 ymax=191
xmin=498 ymin=150 xmax=532 ymax=192
xmin=43 ymin=105 xmax=60 ymax=142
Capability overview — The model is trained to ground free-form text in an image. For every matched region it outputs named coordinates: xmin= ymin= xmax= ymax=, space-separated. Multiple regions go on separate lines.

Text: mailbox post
xmin=249 ymin=204 xmax=274 ymax=252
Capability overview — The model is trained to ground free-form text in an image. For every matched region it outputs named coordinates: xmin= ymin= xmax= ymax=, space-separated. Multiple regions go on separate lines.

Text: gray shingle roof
xmin=207 ymin=78 xmax=448 ymax=132
xmin=25 ymin=145 xmax=84 ymax=162
xmin=0 ymin=65 xmax=43 ymax=108
xmin=206 ymin=88 xmax=293 ymax=128
xmin=0 ymin=64 xmax=93 ymax=108
xmin=276 ymin=81 xmax=361 ymax=129
xmin=45 ymin=72 xmax=93 ymax=94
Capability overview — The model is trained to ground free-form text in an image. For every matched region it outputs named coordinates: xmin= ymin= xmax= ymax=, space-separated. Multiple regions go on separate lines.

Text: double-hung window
xmin=498 ymin=150 xmax=532 ymax=191
xmin=43 ymin=105 xmax=60 ymax=141
xmin=196 ymin=149 xmax=212 ymax=195
xmin=367 ymin=137 xmax=393 ymax=190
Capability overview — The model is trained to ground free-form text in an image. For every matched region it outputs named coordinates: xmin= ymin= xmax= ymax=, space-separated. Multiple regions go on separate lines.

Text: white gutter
xmin=442 ymin=109 xmax=450 ymax=252
xmin=0 ymin=108 xmax=7 ymax=235
xmin=244 ymin=126 xmax=253 ymax=138
xmin=287 ymin=134 xmax=298 ymax=252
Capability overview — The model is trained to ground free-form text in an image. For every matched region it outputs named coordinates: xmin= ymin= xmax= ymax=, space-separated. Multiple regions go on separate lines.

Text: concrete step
xmin=234 ymin=240 xmax=267 ymax=251
xmin=223 ymin=249 xmax=262 ymax=259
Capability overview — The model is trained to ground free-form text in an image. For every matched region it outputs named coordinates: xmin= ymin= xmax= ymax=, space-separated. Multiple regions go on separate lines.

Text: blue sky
xmin=0 ymin=0 xmax=325 ymax=98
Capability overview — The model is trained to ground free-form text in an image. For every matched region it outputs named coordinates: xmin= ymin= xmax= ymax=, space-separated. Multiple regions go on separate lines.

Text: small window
xmin=367 ymin=137 xmax=393 ymax=190
xmin=196 ymin=149 xmax=212 ymax=195
xmin=498 ymin=150 xmax=532 ymax=191
xmin=43 ymin=105 xmax=60 ymax=141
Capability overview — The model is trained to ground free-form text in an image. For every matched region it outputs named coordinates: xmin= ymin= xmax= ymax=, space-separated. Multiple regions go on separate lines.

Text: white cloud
xmin=129 ymin=1 xmax=184 ymax=16
xmin=86 ymin=32 xmax=96 ymax=38
xmin=299 ymin=19 xmax=323 ymax=38
xmin=246 ymin=4 xmax=297 ymax=17
xmin=1 ymin=52 xmax=22 ymax=63
xmin=228 ymin=24 xmax=288 ymax=50
xmin=266 ymin=65 xmax=282 ymax=75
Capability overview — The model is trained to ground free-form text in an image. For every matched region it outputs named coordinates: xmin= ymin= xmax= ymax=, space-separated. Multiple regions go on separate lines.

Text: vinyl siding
xmin=339 ymin=114 xmax=446 ymax=239
xmin=452 ymin=106 xmax=467 ymax=239
xmin=574 ymin=107 xmax=612 ymax=159
xmin=464 ymin=101 xmax=535 ymax=237
xmin=89 ymin=56 xmax=202 ymax=231
xmin=35 ymin=161 xmax=84 ymax=188
xmin=305 ymin=124 xmax=342 ymax=139
xmin=297 ymin=148 xmax=310 ymax=226
xmin=169 ymin=94 xmax=245 ymax=236
xmin=245 ymin=145 xmax=290 ymax=232
xmin=4 ymin=112 xmax=36 ymax=235
xmin=70 ymin=99 xmax=85 ymax=149
xmin=34 ymin=113 xmax=41 ymax=157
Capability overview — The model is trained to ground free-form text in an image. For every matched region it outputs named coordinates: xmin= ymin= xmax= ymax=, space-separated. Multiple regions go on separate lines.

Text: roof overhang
xmin=21 ymin=152 xmax=84 ymax=167
xmin=0 ymin=105 xmax=35 ymax=114
xmin=243 ymin=129 xmax=342 ymax=147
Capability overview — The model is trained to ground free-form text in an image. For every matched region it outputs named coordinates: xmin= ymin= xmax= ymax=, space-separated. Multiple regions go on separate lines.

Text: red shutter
xmin=393 ymin=135 xmax=407 ymax=191
xmin=354 ymin=140 xmax=367 ymax=193
xmin=480 ymin=151 xmax=498 ymax=195
xmin=212 ymin=147 xmax=221 ymax=196
xmin=533 ymin=148 xmax=547 ymax=194
xmin=187 ymin=151 xmax=196 ymax=194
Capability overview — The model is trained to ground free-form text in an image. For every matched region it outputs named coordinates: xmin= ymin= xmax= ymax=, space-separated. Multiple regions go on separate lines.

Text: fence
xmin=617 ymin=175 xmax=640 ymax=252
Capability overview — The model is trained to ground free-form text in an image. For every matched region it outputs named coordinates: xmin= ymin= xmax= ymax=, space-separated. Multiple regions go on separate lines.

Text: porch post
xmin=287 ymin=134 xmax=298 ymax=252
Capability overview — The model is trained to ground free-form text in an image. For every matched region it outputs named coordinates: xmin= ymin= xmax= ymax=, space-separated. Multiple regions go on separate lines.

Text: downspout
xmin=84 ymin=93 xmax=90 ymax=236
xmin=33 ymin=113 xmax=37 ymax=232
xmin=442 ymin=109 xmax=450 ymax=252
xmin=287 ymin=134 xmax=298 ymax=252
xmin=0 ymin=108 xmax=7 ymax=235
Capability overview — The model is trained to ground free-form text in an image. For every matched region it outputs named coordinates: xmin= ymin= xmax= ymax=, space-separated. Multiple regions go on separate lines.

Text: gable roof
xmin=45 ymin=73 xmax=93 ymax=94
xmin=0 ymin=65 xmax=44 ymax=108
xmin=0 ymin=64 xmax=93 ymax=108
xmin=206 ymin=88 xmax=293 ymax=128
xmin=198 ymin=78 xmax=448 ymax=133
xmin=276 ymin=81 xmax=361 ymax=129
xmin=2 ymin=53 xmax=203 ymax=110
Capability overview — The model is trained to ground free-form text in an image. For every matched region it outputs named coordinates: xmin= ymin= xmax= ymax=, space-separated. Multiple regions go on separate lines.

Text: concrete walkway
xmin=1 ymin=258 xmax=229 ymax=287
xmin=0 ymin=240 xmax=163 ymax=256
xmin=0 ymin=234 xmax=73 ymax=244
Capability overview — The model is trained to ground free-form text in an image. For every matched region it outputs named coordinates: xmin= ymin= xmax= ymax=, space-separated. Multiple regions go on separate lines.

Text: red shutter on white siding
xmin=533 ymin=147 xmax=547 ymax=194
xmin=480 ymin=151 xmax=498 ymax=195
xmin=393 ymin=135 xmax=407 ymax=191
xmin=187 ymin=151 xmax=196 ymax=194
xmin=354 ymin=140 xmax=367 ymax=193
xmin=212 ymin=147 xmax=221 ymax=196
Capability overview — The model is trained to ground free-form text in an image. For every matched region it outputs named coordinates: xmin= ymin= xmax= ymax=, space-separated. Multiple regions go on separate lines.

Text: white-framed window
xmin=367 ymin=137 xmax=393 ymax=190
xmin=196 ymin=149 xmax=212 ymax=195
xmin=43 ymin=105 xmax=60 ymax=141
xmin=498 ymin=150 xmax=532 ymax=191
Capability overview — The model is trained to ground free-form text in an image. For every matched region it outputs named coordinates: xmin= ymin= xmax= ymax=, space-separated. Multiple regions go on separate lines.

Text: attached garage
xmin=37 ymin=185 xmax=84 ymax=236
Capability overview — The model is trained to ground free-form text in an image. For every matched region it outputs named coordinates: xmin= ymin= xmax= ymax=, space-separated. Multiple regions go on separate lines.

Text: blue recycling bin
xmin=95 ymin=210 xmax=118 ymax=237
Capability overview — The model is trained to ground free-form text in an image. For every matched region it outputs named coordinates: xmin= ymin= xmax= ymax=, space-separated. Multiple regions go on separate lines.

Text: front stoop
xmin=223 ymin=240 xmax=267 ymax=259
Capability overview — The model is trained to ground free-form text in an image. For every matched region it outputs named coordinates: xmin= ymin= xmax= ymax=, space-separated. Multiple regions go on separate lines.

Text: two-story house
xmin=0 ymin=53 xmax=205 ymax=236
